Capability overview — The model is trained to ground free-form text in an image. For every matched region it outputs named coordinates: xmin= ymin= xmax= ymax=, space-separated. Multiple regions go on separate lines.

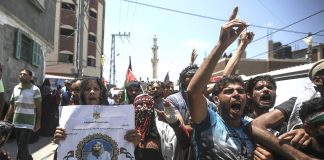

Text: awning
xmin=45 ymin=74 xmax=74 ymax=80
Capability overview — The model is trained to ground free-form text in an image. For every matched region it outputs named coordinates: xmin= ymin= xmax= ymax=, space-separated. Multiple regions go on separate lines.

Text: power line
xmin=225 ymin=8 xmax=324 ymax=54
xmin=256 ymin=0 xmax=285 ymax=25
xmin=122 ymin=0 xmax=324 ymax=36
xmin=249 ymin=29 xmax=324 ymax=59
xmin=251 ymin=9 xmax=324 ymax=44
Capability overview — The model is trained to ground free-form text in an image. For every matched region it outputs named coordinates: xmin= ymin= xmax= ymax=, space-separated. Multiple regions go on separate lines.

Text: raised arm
xmin=187 ymin=7 xmax=248 ymax=124
xmin=222 ymin=31 xmax=254 ymax=76
xmin=189 ymin=49 xmax=198 ymax=66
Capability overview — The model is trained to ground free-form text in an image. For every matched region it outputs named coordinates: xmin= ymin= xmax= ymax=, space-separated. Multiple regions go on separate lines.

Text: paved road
xmin=2 ymin=136 xmax=57 ymax=160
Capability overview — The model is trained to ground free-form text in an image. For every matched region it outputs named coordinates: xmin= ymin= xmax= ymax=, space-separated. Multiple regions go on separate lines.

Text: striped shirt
xmin=11 ymin=83 xmax=41 ymax=129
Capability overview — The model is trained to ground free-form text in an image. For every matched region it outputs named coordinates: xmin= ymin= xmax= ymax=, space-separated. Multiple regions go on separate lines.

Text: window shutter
xmin=32 ymin=41 xmax=40 ymax=66
xmin=15 ymin=29 xmax=22 ymax=59
xmin=37 ymin=45 xmax=42 ymax=65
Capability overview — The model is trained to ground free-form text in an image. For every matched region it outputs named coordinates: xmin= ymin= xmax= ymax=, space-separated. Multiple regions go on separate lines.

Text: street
xmin=2 ymin=136 xmax=57 ymax=160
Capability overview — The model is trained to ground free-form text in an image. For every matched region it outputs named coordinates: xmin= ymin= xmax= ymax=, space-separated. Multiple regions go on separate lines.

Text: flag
xmin=125 ymin=56 xmax=136 ymax=84
xmin=164 ymin=71 xmax=170 ymax=82
xmin=303 ymin=33 xmax=312 ymax=46
xmin=120 ymin=147 xmax=135 ymax=159
xmin=124 ymin=56 xmax=136 ymax=102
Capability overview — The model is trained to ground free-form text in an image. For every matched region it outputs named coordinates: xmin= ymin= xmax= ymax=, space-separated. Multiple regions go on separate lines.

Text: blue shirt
xmin=193 ymin=106 xmax=254 ymax=160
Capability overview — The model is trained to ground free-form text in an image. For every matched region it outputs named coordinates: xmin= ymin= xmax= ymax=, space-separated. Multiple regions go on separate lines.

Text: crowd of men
xmin=0 ymin=6 xmax=324 ymax=160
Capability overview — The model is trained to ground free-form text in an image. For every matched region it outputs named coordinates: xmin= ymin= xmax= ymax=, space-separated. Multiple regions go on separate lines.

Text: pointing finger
xmin=228 ymin=6 xmax=238 ymax=21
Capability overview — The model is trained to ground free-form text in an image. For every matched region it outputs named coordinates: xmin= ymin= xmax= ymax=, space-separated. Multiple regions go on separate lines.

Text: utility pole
xmin=305 ymin=32 xmax=313 ymax=63
xmin=151 ymin=35 xmax=159 ymax=79
xmin=76 ymin=0 xmax=84 ymax=78
xmin=109 ymin=32 xmax=130 ymax=85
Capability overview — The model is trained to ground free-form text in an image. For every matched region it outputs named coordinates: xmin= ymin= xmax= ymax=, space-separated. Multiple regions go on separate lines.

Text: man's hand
xmin=190 ymin=49 xmax=198 ymax=65
xmin=253 ymin=144 xmax=274 ymax=160
xmin=124 ymin=129 xmax=141 ymax=146
xmin=155 ymin=109 xmax=167 ymax=123
xmin=240 ymin=30 xmax=254 ymax=45
xmin=218 ymin=7 xmax=248 ymax=48
xmin=163 ymin=99 xmax=178 ymax=124
xmin=278 ymin=129 xmax=311 ymax=148
xmin=53 ymin=127 xmax=66 ymax=144
xmin=33 ymin=121 xmax=41 ymax=132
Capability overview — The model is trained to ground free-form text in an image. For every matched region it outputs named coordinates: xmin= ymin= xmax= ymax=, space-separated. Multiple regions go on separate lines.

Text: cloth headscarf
xmin=133 ymin=94 xmax=155 ymax=142
xmin=309 ymin=59 xmax=324 ymax=80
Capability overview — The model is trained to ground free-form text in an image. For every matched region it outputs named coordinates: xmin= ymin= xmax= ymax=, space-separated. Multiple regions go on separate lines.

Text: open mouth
xmin=89 ymin=97 xmax=97 ymax=101
xmin=231 ymin=103 xmax=241 ymax=111
xmin=260 ymin=94 xmax=272 ymax=103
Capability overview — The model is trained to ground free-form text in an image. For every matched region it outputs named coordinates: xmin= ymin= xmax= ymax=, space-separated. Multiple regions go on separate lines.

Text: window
xmin=89 ymin=10 xmax=97 ymax=19
xmin=61 ymin=2 xmax=75 ymax=11
xmin=60 ymin=28 xmax=74 ymax=37
xmin=87 ymin=57 xmax=96 ymax=67
xmin=15 ymin=29 xmax=41 ymax=66
xmin=20 ymin=35 xmax=33 ymax=62
xmin=88 ymin=34 xmax=96 ymax=43
xmin=59 ymin=53 xmax=73 ymax=63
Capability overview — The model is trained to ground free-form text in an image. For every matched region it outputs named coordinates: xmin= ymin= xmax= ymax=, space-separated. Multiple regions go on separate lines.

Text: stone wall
xmin=0 ymin=24 xmax=45 ymax=101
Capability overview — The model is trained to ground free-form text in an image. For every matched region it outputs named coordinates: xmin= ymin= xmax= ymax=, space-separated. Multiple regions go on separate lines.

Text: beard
xmin=252 ymin=97 xmax=275 ymax=110
xmin=152 ymin=91 xmax=162 ymax=99
xmin=128 ymin=95 xmax=136 ymax=104
xmin=315 ymin=134 xmax=324 ymax=148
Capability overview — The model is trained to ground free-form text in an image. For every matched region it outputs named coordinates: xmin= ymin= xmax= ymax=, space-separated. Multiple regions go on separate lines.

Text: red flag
xmin=125 ymin=68 xmax=136 ymax=84
xmin=124 ymin=56 xmax=136 ymax=102
xmin=125 ymin=56 xmax=136 ymax=83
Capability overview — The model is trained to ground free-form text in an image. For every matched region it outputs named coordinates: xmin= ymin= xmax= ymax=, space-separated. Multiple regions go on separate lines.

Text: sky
xmin=102 ymin=0 xmax=324 ymax=87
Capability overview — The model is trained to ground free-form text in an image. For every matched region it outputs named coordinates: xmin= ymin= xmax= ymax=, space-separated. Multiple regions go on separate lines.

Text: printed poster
xmin=57 ymin=105 xmax=135 ymax=160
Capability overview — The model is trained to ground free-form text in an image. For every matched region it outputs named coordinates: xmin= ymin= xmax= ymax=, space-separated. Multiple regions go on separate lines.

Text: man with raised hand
xmin=187 ymin=7 xmax=313 ymax=160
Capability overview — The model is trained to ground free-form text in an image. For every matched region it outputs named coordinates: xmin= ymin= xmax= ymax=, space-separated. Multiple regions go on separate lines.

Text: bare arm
xmin=249 ymin=123 xmax=313 ymax=160
xmin=222 ymin=31 xmax=254 ymax=76
xmin=4 ymin=102 xmax=14 ymax=121
xmin=253 ymin=109 xmax=311 ymax=149
xmin=253 ymin=109 xmax=286 ymax=130
xmin=34 ymin=101 xmax=42 ymax=132
xmin=187 ymin=7 xmax=248 ymax=124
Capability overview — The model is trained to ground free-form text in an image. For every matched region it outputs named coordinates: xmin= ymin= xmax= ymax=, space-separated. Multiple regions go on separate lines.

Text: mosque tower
xmin=151 ymin=35 xmax=159 ymax=79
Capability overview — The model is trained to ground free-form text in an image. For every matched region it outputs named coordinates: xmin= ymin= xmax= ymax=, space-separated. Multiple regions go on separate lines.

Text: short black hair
xmin=126 ymin=80 xmax=141 ymax=89
xmin=299 ymin=97 xmax=324 ymax=122
xmin=212 ymin=75 xmax=245 ymax=97
xmin=246 ymin=75 xmax=276 ymax=94
xmin=163 ymin=81 xmax=173 ymax=86
xmin=179 ymin=64 xmax=198 ymax=91
xmin=20 ymin=68 xmax=32 ymax=77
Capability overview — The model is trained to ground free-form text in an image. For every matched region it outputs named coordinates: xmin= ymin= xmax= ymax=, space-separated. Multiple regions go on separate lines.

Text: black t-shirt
xmin=273 ymin=97 xmax=297 ymax=135
xmin=134 ymin=147 xmax=164 ymax=160
xmin=300 ymin=145 xmax=324 ymax=160
xmin=274 ymin=97 xmax=297 ymax=122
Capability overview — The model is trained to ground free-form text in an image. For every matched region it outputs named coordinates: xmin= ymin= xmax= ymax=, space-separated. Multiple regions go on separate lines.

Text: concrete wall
xmin=0 ymin=0 xmax=56 ymax=101
xmin=0 ymin=0 xmax=56 ymax=45
xmin=0 ymin=25 xmax=45 ymax=101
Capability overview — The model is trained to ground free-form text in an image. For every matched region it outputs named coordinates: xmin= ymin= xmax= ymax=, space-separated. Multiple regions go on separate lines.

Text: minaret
xmin=151 ymin=35 xmax=159 ymax=79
